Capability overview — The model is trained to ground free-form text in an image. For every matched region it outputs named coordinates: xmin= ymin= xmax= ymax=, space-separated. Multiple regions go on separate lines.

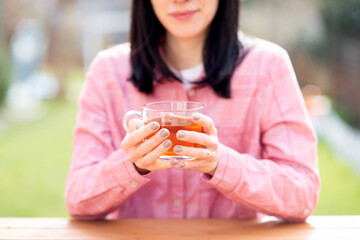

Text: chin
xmin=168 ymin=27 xmax=205 ymax=39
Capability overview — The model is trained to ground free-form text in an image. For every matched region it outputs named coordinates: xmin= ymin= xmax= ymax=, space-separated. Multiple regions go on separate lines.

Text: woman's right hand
xmin=121 ymin=118 xmax=175 ymax=175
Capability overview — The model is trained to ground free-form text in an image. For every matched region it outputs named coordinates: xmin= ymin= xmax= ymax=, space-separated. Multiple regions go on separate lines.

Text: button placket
xmin=187 ymin=89 xmax=196 ymax=98
xmin=171 ymin=168 xmax=185 ymax=218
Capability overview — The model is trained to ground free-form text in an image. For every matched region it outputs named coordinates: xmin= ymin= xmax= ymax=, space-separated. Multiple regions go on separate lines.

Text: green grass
xmin=314 ymin=140 xmax=360 ymax=215
xmin=0 ymin=99 xmax=77 ymax=217
xmin=0 ymin=100 xmax=360 ymax=217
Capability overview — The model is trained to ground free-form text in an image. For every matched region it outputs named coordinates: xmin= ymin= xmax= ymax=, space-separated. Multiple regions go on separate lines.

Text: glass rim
xmin=142 ymin=101 xmax=205 ymax=112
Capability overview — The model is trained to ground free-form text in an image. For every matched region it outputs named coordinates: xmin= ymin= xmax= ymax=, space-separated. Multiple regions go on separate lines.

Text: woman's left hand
xmin=174 ymin=113 xmax=220 ymax=176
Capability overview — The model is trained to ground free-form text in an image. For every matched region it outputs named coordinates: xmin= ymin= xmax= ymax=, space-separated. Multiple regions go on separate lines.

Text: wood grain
xmin=0 ymin=216 xmax=360 ymax=240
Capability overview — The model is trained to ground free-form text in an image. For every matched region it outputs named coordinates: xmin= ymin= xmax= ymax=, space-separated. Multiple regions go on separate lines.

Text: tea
xmin=123 ymin=101 xmax=205 ymax=160
xmin=146 ymin=117 xmax=204 ymax=159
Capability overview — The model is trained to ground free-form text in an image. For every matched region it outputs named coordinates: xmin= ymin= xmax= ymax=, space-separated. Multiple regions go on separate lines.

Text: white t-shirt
xmin=171 ymin=63 xmax=204 ymax=91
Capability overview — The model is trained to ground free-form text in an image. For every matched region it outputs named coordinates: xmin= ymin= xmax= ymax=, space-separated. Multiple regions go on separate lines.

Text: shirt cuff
xmin=110 ymin=149 xmax=151 ymax=193
xmin=201 ymin=144 xmax=245 ymax=193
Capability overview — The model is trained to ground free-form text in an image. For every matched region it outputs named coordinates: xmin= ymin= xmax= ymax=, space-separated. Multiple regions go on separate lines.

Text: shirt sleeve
xmin=65 ymin=55 xmax=150 ymax=220
xmin=202 ymin=48 xmax=320 ymax=222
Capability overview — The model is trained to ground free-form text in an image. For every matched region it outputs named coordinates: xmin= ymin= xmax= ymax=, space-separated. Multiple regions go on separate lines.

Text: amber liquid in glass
xmin=146 ymin=117 xmax=203 ymax=159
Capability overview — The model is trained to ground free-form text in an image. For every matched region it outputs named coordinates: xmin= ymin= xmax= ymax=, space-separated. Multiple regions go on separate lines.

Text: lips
xmin=170 ymin=10 xmax=198 ymax=21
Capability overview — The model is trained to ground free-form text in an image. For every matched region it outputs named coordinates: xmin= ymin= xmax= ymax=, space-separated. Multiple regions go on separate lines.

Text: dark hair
xmin=129 ymin=0 xmax=246 ymax=98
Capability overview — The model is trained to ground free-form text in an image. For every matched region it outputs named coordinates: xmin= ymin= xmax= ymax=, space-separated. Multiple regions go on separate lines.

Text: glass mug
xmin=122 ymin=101 xmax=205 ymax=161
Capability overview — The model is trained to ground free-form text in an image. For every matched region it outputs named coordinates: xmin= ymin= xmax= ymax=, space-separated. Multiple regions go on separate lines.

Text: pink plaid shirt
xmin=65 ymin=39 xmax=320 ymax=221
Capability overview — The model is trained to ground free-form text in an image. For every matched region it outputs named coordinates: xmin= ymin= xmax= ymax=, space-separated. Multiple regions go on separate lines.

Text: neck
xmin=163 ymin=32 xmax=205 ymax=70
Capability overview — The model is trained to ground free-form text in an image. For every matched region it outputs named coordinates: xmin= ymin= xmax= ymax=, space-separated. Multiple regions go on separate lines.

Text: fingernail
xmin=152 ymin=123 xmax=160 ymax=130
xmin=160 ymin=129 xmax=168 ymax=138
xmin=136 ymin=123 xmax=143 ymax=130
xmin=180 ymin=162 xmax=185 ymax=168
xmin=193 ymin=114 xmax=200 ymax=120
xmin=163 ymin=140 xmax=171 ymax=148
xmin=177 ymin=131 xmax=185 ymax=138
xmin=170 ymin=160 xmax=177 ymax=165
xmin=174 ymin=146 xmax=182 ymax=153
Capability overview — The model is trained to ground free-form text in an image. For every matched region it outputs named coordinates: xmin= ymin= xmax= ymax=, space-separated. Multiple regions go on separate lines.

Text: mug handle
xmin=122 ymin=110 xmax=142 ymax=132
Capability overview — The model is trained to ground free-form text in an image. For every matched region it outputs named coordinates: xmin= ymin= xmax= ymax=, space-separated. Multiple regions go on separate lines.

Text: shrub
xmin=319 ymin=0 xmax=360 ymax=38
xmin=0 ymin=47 xmax=10 ymax=107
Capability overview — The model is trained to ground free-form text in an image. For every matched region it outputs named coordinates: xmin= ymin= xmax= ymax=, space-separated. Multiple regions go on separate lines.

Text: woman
xmin=66 ymin=0 xmax=320 ymax=221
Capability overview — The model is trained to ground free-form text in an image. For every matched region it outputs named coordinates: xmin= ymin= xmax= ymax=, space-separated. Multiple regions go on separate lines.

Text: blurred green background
xmin=1 ymin=0 xmax=360 ymax=217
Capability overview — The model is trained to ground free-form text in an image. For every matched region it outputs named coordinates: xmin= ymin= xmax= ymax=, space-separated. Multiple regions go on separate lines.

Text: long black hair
xmin=129 ymin=0 xmax=246 ymax=98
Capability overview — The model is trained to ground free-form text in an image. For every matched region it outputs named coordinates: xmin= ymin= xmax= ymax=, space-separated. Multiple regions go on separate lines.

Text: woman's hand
xmin=173 ymin=113 xmax=220 ymax=176
xmin=121 ymin=118 xmax=175 ymax=174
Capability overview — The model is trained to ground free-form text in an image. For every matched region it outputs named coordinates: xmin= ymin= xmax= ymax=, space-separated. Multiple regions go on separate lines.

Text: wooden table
xmin=1 ymin=216 xmax=360 ymax=240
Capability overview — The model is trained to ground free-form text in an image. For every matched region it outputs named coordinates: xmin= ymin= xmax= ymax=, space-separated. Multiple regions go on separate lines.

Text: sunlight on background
xmin=0 ymin=0 xmax=360 ymax=217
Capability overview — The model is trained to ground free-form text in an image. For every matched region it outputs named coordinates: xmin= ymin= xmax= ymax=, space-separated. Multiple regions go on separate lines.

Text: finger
xmin=176 ymin=130 xmax=217 ymax=148
xmin=141 ymin=139 xmax=173 ymax=170
xmin=162 ymin=112 xmax=194 ymax=125
xmin=161 ymin=112 xmax=197 ymax=121
xmin=128 ymin=118 xmax=145 ymax=133
xmin=122 ymin=121 xmax=160 ymax=150
xmin=136 ymin=128 xmax=170 ymax=155
xmin=191 ymin=113 xmax=217 ymax=136
xmin=173 ymin=146 xmax=211 ymax=160
xmin=153 ymin=157 xmax=178 ymax=171
xmin=177 ymin=159 xmax=208 ymax=170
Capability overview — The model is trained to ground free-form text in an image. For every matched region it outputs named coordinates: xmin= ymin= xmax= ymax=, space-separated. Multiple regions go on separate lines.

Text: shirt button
xmin=174 ymin=200 xmax=181 ymax=206
xmin=303 ymin=209 xmax=310 ymax=216
xmin=130 ymin=182 xmax=139 ymax=188
xmin=187 ymin=89 xmax=196 ymax=97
